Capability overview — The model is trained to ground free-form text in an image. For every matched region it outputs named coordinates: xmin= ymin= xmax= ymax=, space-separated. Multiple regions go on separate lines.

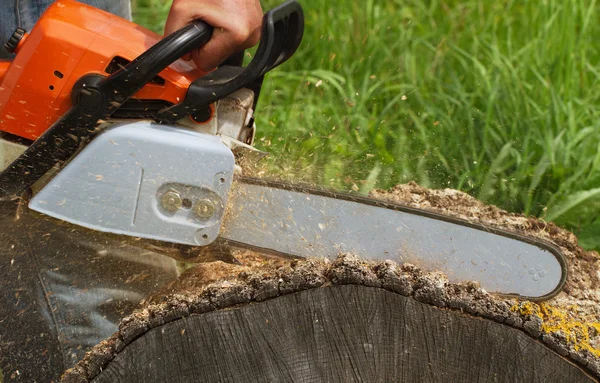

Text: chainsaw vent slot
xmin=54 ymin=70 xmax=64 ymax=79
xmin=105 ymin=56 xmax=166 ymax=86
xmin=112 ymin=99 xmax=174 ymax=120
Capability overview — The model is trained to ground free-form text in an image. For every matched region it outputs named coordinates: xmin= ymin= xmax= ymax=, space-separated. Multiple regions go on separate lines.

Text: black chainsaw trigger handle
xmin=73 ymin=20 xmax=213 ymax=111
xmin=156 ymin=0 xmax=304 ymax=123
xmin=101 ymin=20 xmax=213 ymax=104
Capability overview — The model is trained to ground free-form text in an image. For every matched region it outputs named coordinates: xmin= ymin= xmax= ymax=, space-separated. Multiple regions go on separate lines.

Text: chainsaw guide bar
xmin=221 ymin=177 xmax=567 ymax=301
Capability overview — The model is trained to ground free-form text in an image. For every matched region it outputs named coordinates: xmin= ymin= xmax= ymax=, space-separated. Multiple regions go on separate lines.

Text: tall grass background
xmin=132 ymin=0 xmax=600 ymax=250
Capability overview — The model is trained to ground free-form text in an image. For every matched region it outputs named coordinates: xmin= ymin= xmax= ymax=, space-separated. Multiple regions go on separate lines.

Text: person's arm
xmin=164 ymin=0 xmax=263 ymax=72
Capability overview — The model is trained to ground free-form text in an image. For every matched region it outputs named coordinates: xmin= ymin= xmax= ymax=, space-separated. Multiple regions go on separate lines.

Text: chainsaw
xmin=0 ymin=0 xmax=566 ymax=301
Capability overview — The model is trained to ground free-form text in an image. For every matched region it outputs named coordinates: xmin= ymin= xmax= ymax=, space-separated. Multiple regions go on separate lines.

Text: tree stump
xmin=62 ymin=256 xmax=600 ymax=383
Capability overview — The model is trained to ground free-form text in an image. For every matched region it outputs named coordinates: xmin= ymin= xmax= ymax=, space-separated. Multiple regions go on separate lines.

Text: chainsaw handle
xmin=70 ymin=19 xmax=212 ymax=114
xmin=101 ymin=20 xmax=213 ymax=105
xmin=156 ymin=0 xmax=304 ymax=123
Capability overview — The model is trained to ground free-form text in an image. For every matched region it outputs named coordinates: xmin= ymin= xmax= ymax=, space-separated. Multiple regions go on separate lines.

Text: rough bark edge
xmin=61 ymin=254 xmax=600 ymax=382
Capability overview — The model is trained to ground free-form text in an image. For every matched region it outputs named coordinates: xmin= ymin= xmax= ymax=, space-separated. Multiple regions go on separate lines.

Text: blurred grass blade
xmin=578 ymin=221 xmax=600 ymax=249
xmin=546 ymin=188 xmax=600 ymax=223
xmin=359 ymin=163 xmax=381 ymax=195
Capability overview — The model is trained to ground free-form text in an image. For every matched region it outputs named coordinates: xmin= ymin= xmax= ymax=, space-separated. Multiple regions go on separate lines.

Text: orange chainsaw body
xmin=0 ymin=0 xmax=208 ymax=141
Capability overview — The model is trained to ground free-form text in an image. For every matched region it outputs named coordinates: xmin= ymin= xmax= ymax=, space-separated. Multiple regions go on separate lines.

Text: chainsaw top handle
xmin=156 ymin=0 xmax=304 ymax=123
xmin=0 ymin=0 xmax=304 ymax=200
xmin=74 ymin=0 xmax=303 ymax=122
xmin=72 ymin=20 xmax=213 ymax=110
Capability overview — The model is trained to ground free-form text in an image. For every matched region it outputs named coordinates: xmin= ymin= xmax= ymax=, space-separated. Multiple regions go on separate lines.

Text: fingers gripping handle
xmin=156 ymin=0 xmax=305 ymax=123
xmin=106 ymin=0 xmax=304 ymax=112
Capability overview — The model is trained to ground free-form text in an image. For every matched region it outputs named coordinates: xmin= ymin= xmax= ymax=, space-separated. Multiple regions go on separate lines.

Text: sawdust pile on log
xmin=62 ymin=181 xmax=600 ymax=382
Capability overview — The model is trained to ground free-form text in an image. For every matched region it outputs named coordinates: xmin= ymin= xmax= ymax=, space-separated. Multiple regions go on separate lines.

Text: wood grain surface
xmin=92 ymin=285 xmax=596 ymax=383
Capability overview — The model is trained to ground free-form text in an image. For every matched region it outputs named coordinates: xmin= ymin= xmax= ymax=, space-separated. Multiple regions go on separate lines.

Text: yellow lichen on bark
xmin=511 ymin=301 xmax=600 ymax=357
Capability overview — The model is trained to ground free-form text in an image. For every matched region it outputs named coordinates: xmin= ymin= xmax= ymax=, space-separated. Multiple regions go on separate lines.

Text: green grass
xmin=132 ymin=0 xmax=600 ymax=250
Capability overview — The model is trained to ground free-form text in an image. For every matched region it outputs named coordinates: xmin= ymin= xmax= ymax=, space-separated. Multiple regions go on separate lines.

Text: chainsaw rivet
xmin=161 ymin=190 xmax=182 ymax=212
xmin=194 ymin=198 xmax=215 ymax=219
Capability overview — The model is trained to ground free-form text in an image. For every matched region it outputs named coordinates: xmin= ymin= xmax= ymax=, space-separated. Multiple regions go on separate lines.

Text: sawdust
xmin=61 ymin=180 xmax=600 ymax=382
xmin=143 ymin=251 xmax=291 ymax=306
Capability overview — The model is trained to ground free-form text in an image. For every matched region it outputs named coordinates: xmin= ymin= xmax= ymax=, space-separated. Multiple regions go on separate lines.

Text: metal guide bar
xmin=221 ymin=177 xmax=567 ymax=301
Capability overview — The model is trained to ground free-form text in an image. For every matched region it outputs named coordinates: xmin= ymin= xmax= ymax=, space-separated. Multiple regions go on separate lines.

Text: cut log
xmin=62 ymin=256 xmax=600 ymax=383
xmin=90 ymin=285 xmax=595 ymax=383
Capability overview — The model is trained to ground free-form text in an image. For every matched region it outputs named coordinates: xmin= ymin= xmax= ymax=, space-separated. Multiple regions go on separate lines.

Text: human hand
xmin=164 ymin=0 xmax=263 ymax=72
